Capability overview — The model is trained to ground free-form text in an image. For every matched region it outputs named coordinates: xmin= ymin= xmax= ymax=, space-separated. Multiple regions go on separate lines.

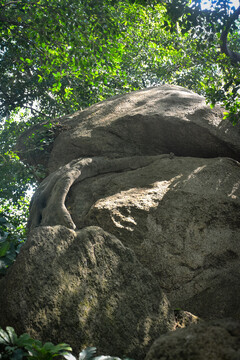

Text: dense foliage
xmin=0 ymin=209 xmax=27 ymax=276
xmin=0 ymin=0 xmax=239 ymax=271
xmin=0 ymin=327 xmax=133 ymax=360
xmin=164 ymin=0 xmax=240 ymax=123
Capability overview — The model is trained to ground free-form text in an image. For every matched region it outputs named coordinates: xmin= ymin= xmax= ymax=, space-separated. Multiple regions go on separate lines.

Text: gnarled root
xmin=28 ymin=156 xmax=159 ymax=232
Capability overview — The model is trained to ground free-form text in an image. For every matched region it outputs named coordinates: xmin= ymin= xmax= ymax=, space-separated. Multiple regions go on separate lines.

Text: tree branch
xmin=0 ymin=15 xmax=24 ymax=26
xmin=23 ymin=105 xmax=47 ymax=117
xmin=220 ymin=6 xmax=240 ymax=64
xmin=0 ymin=1 xmax=21 ymax=8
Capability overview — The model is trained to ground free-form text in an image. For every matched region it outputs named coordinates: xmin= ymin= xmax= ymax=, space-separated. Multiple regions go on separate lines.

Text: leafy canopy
xmin=1 ymin=0 xmax=239 ymax=120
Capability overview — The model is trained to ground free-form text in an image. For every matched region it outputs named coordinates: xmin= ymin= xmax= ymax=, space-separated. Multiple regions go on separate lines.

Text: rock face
xmin=0 ymin=226 xmax=175 ymax=359
xmin=145 ymin=319 xmax=240 ymax=360
xmin=17 ymin=84 xmax=240 ymax=173
xmin=47 ymin=85 xmax=240 ymax=172
xmin=69 ymin=155 xmax=240 ymax=319
xmin=1 ymin=85 xmax=240 ymax=358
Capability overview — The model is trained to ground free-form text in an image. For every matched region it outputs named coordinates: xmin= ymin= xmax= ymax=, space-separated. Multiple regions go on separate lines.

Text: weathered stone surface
xmin=65 ymin=155 xmax=240 ymax=319
xmin=145 ymin=319 xmax=240 ymax=360
xmin=49 ymin=85 xmax=240 ymax=171
xmin=0 ymin=225 xmax=175 ymax=359
xmin=17 ymin=85 xmax=240 ymax=173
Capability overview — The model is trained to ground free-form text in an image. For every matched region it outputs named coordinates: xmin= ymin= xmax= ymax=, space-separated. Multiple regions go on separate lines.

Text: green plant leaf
xmin=0 ymin=328 xmax=9 ymax=344
xmin=0 ymin=241 xmax=10 ymax=256
xmin=52 ymin=342 xmax=72 ymax=353
xmin=0 ymin=231 xmax=9 ymax=242
xmin=0 ymin=328 xmax=10 ymax=344
xmin=6 ymin=326 xmax=17 ymax=344
xmin=10 ymin=347 xmax=25 ymax=360
xmin=15 ymin=333 xmax=35 ymax=348
xmin=0 ymin=217 xmax=7 ymax=224
xmin=63 ymin=353 xmax=76 ymax=360
xmin=79 ymin=347 xmax=97 ymax=360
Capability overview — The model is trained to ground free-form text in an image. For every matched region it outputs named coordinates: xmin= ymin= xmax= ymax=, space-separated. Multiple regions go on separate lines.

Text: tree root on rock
xmin=28 ymin=156 xmax=159 ymax=231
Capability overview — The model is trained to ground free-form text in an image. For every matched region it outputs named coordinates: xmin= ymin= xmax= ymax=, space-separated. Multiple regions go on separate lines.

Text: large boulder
xmin=145 ymin=319 xmax=240 ymax=360
xmin=1 ymin=85 xmax=240 ymax=358
xmin=67 ymin=155 xmax=240 ymax=319
xmin=23 ymin=153 xmax=240 ymax=320
xmin=17 ymin=85 xmax=240 ymax=173
xmin=0 ymin=225 xmax=175 ymax=359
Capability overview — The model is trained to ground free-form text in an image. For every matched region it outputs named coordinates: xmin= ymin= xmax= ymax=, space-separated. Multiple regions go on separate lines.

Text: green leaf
xmin=0 ymin=241 xmax=10 ymax=256
xmin=79 ymin=347 xmax=97 ymax=360
xmin=52 ymin=343 xmax=72 ymax=353
xmin=0 ymin=218 xmax=7 ymax=227
xmin=0 ymin=230 xmax=8 ymax=241
xmin=0 ymin=328 xmax=10 ymax=344
xmin=11 ymin=348 xmax=25 ymax=360
xmin=6 ymin=326 xmax=17 ymax=344
xmin=16 ymin=333 xmax=35 ymax=348
xmin=63 ymin=353 xmax=76 ymax=360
